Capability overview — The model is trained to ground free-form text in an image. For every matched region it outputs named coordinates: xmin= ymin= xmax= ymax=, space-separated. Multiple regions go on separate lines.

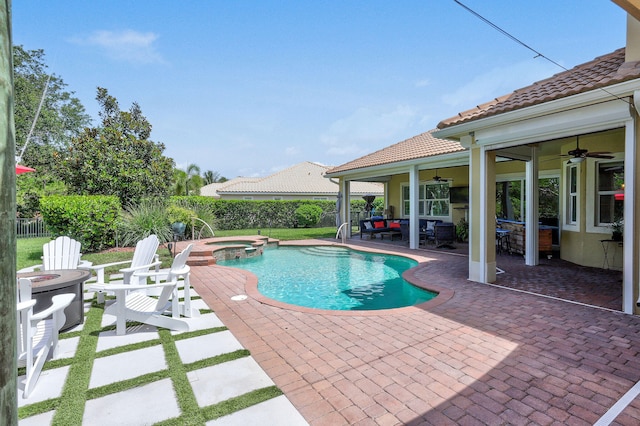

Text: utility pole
xmin=0 ymin=0 xmax=17 ymax=424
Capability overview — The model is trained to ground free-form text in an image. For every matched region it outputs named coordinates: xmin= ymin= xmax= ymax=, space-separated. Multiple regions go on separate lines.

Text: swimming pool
xmin=218 ymin=245 xmax=436 ymax=311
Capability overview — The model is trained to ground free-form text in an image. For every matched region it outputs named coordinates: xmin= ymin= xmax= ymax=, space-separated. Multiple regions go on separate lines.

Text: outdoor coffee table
xmin=17 ymin=269 xmax=91 ymax=331
xmin=379 ymin=231 xmax=402 ymax=241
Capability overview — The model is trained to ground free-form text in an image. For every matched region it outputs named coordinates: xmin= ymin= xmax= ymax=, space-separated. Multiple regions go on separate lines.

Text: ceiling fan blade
xmin=586 ymin=153 xmax=614 ymax=159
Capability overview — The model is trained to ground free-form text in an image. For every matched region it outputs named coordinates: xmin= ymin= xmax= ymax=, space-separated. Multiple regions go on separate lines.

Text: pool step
xmin=186 ymin=248 xmax=217 ymax=267
xmin=299 ymin=246 xmax=352 ymax=257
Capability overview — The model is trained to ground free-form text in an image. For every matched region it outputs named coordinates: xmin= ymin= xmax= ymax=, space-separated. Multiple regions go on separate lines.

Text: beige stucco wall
xmin=558 ymin=130 xmax=625 ymax=269
xmin=386 ymin=165 xmax=470 ymax=224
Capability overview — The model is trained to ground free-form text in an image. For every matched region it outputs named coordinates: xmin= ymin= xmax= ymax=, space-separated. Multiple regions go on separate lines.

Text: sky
xmin=12 ymin=1 xmax=627 ymax=179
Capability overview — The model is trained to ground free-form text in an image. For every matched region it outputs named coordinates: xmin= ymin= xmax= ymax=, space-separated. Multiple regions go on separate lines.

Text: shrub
xmin=167 ymin=205 xmax=195 ymax=225
xmin=39 ymin=195 xmax=120 ymax=252
xmin=294 ymin=204 xmax=323 ymax=227
xmin=117 ymin=199 xmax=172 ymax=246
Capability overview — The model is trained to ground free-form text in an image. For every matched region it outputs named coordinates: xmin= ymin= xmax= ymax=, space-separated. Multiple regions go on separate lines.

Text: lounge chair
xmin=18 ymin=236 xmax=91 ymax=273
xmin=84 ymin=234 xmax=161 ymax=303
xmin=92 ymin=279 xmax=188 ymax=335
xmin=135 ymin=243 xmax=200 ymax=317
xmin=17 ymin=278 xmax=75 ymax=398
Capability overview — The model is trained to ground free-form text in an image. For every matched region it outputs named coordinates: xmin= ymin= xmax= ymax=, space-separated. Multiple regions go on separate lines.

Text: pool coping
xmin=225 ymin=240 xmax=455 ymax=316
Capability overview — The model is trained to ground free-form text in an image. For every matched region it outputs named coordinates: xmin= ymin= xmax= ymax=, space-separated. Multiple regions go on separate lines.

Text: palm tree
xmin=185 ymin=163 xmax=201 ymax=195
xmin=171 ymin=169 xmax=187 ymax=196
xmin=203 ymin=170 xmax=216 ymax=185
xmin=203 ymin=170 xmax=227 ymax=185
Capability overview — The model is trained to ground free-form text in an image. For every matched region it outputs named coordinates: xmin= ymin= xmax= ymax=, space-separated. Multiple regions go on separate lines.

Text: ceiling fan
xmin=432 ymin=169 xmax=448 ymax=182
xmin=566 ymin=136 xmax=614 ymax=163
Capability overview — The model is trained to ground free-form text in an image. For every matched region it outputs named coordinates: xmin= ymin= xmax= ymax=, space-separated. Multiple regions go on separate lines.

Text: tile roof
xmin=438 ymin=48 xmax=640 ymax=129
xmin=326 ymin=130 xmax=465 ymax=175
xmin=202 ymin=161 xmax=383 ymax=196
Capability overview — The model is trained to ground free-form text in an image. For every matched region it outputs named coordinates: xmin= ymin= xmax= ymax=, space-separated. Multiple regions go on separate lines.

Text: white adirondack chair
xmin=92 ymin=279 xmax=188 ymax=335
xmin=18 ymin=236 xmax=91 ymax=273
xmin=135 ymin=243 xmax=200 ymax=318
xmin=85 ymin=234 xmax=161 ymax=303
xmin=17 ymin=278 xmax=75 ymax=398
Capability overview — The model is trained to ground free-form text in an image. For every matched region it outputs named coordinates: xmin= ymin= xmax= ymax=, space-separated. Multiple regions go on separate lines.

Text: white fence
xmin=16 ymin=218 xmax=50 ymax=239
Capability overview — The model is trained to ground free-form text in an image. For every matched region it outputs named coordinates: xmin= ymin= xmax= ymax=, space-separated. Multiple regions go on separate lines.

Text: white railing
xmin=190 ymin=217 xmax=215 ymax=240
xmin=335 ymin=222 xmax=349 ymax=244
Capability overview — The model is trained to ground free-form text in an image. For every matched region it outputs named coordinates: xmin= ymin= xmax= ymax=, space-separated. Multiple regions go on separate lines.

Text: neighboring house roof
xmin=200 ymin=177 xmax=260 ymax=198
xmin=438 ymin=48 xmax=640 ymax=129
xmin=201 ymin=161 xmax=383 ymax=197
xmin=326 ymin=130 xmax=465 ymax=175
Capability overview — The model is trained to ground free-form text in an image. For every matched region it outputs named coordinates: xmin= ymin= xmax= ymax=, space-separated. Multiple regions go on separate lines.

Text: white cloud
xmin=71 ymin=29 xmax=165 ymax=64
xmin=442 ymin=60 xmax=559 ymax=108
xmin=320 ymin=105 xmax=418 ymax=157
xmin=415 ymin=79 xmax=431 ymax=88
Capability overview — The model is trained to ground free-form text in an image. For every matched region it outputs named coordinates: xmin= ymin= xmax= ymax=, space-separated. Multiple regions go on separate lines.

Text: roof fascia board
xmin=325 ymin=152 xmax=468 ymax=180
xmin=325 ymin=151 xmax=469 ymax=180
xmin=474 ymin=98 xmax=632 ymax=147
xmin=434 ymin=78 xmax=640 ymax=140
xmin=612 ymin=0 xmax=640 ymax=21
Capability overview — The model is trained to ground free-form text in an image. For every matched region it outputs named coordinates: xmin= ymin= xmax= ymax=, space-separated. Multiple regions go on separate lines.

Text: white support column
xmin=342 ymin=180 xmax=351 ymax=237
xmin=468 ymin=143 xmax=496 ymax=283
xmin=525 ymin=145 xmax=540 ymax=266
xmin=624 ymin=117 xmax=636 ymax=314
xmin=409 ymin=165 xmax=420 ymax=249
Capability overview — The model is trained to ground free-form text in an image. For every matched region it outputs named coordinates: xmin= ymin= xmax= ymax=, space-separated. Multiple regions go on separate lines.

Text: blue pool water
xmin=218 ymin=246 xmax=436 ymax=311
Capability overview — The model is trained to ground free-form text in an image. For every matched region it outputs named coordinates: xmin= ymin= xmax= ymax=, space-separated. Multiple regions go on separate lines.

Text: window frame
xmin=401 ymin=180 xmax=451 ymax=220
xmin=585 ymin=155 xmax=624 ymax=234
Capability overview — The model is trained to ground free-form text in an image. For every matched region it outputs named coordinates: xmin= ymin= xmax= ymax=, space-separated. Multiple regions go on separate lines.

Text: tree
xmin=203 ymin=170 xmax=227 ymax=185
xmin=171 ymin=169 xmax=187 ymax=196
xmin=59 ymin=87 xmax=174 ymax=204
xmin=184 ymin=163 xmax=201 ymax=195
xmin=13 ymin=46 xmax=91 ymax=216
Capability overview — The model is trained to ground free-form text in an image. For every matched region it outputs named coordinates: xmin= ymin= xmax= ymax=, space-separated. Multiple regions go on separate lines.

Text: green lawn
xmin=16 ymin=227 xmax=346 ymax=271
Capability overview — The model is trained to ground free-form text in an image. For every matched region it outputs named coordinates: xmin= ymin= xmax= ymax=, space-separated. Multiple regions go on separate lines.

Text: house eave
xmin=324 ymin=151 xmax=469 ymax=181
xmin=434 ymin=78 xmax=640 ymax=141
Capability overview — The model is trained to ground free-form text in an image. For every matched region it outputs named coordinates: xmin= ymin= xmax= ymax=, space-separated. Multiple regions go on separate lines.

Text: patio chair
xmin=18 ymin=235 xmax=91 ymax=273
xmin=84 ymin=234 xmax=161 ymax=303
xmin=135 ymin=243 xmax=200 ymax=317
xmin=17 ymin=278 xmax=75 ymax=398
xmin=435 ymin=223 xmax=456 ymax=248
xmin=92 ymin=278 xmax=188 ymax=335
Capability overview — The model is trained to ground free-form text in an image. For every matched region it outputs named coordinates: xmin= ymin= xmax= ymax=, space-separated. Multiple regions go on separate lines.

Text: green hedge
xmin=37 ymin=195 xmax=381 ymax=250
xmin=170 ymin=197 xmax=342 ymax=230
xmin=39 ymin=195 xmax=120 ymax=252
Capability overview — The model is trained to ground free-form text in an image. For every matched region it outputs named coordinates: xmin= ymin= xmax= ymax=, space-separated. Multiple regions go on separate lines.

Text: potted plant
xmin=611 ymin=217 xmax=624 ymax=241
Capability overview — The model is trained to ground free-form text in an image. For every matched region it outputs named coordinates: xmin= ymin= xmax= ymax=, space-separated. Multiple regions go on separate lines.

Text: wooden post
xmin=0 ymin=0 xmax=17 ymax=423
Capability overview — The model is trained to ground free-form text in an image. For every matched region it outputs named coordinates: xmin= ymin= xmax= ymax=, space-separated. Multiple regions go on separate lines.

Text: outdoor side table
xmin=17 ymin=269 xmax=91 ymax=331
xmin=600 ymin=239 xmax=623 ymax=270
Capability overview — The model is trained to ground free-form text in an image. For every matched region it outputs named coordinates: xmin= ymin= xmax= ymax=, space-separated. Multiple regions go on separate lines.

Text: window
xmin=596 ymin=161 xmax=624 ymax=225
xmin=313 ymin=197 xmax=328 ymax=200
xmin=567 ymin=165 xmax=578 ymax=225
xmin=567 ymin=165 xmax=579 ymax=225
xmin=425 ymin=182 xmax=450 ymax=217
xmin=243 ymin=196 xmax=253 ymax=200
xmin=402 ymin=182 xmax=450 ymax=218
xmin=273 ymin=197 xmax=282 ymax=200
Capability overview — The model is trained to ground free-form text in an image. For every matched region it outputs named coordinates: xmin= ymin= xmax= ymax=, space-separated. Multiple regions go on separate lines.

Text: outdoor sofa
xmin=359 ymin=217 xmax=402 ymax=239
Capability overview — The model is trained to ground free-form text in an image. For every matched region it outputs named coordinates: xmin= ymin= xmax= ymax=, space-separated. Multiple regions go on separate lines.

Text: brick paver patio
xmin=189 ymin=238 xmax=640 ymax=425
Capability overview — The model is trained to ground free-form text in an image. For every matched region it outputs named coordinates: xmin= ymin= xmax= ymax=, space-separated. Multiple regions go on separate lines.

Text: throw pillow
xmin=389 ymin=222 xmax=401 ymax=229
xmin=364 ymin=221 xmax=373 ymax=230
xmin=373 ymin=221 xmax=385 ymax=229
xmin=426 ymin=221 xmax=436 ymax=232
